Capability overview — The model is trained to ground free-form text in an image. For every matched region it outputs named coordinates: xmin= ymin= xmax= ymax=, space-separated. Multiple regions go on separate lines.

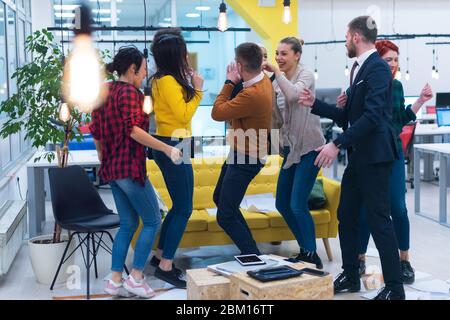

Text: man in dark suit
xmin=299 ymin=16 xmax=405 ymax=300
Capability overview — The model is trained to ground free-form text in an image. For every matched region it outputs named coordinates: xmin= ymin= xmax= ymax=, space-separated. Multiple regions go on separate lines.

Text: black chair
xmin=48 ymin=165 xmax=128 ymax=299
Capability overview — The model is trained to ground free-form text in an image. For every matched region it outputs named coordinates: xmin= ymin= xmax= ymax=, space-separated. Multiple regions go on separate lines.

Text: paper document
xmin=240 ymin=193 xmax=277 ymax=213
xmin=414 ymin=271 xmax=432 ymax=281
xmin=409 ymin=279 xmax=450 ymax=294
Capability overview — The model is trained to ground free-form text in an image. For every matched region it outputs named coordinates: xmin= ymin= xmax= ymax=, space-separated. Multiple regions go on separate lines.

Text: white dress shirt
xmin=243 ymin=72 xmax=264 ymax=88
xmin=351 ymin=48 xmax=377 ymax=85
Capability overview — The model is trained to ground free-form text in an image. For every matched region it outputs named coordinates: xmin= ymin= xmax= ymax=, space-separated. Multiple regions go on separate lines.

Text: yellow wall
xmin=226 ymin=0 xmax=299 ymax=62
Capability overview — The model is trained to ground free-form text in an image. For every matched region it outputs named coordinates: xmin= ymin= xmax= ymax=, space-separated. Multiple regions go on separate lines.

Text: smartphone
xmin=299 ymin=268 xmax=329 ymax=277
xmin=234 ymin=254 xmax=267 ymax=266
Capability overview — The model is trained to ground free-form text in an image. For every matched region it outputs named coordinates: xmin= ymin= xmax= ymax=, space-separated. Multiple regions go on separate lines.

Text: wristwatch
xmin=332 ymin=139 xmax=341 ymax=149
xmin=225 ymin=79 xmax=236 ymax=86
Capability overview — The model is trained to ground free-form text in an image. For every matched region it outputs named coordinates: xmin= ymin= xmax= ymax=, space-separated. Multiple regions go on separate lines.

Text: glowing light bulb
xmin=431 ymin=66 xmax=436 ymax=79
xmin=218 ymin=2 xmax=228 ymax=32
xmin=435 ymin=69 xmax=440 ymax=80
xmin=405 ymin=71 xmax=410 ymax=81
xmin=314 ymin=69 xmax=319 ymax=80
xmin=143 ymin=88 xmax=153 ymax=114
xmin=282 ymin=1 xmax=292 ymax=24
xmin=344 ymin=66 xmax=349 ymax=77
xmin=63 ymin=34 xmax=106 ymax=113
xmin=59 ymin=103 xmax=71 ymax=122
xmin=395 ymin=68 xmax=402 ymax=81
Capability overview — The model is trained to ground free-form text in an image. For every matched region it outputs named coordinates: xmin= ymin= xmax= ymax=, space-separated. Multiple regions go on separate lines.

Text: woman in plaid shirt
xmin=90 ymin=47 xmax=181 ymax=298
xmin=356 ymin=40 xmax=433 ymax=284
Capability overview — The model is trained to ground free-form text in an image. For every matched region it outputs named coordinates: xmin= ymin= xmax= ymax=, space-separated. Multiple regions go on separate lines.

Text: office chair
xmin=399 ymin=122 xmax=417 ymax=189
xmin=48 ymin=165 xmax=129 ymax=299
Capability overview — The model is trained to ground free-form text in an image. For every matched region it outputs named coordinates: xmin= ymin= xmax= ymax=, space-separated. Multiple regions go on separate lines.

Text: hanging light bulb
xmin=344 ymin=65 xmax=349 ymax=77
xmin=282 ymin=0 xmax=292 ymax=24
xmin=59 ymin=102 xmax=71 ymax=122
xmin=143 ymin=87 xmax=153 ymax=114
xmin=405 ymin=70 xmax=410 ymax=81
xmin=314 ymin=69 xmax=319 ymax=80
xmin=62 ymin=2 xmax=106 ymax=113
xmin=431 ymin=65 xmax=436 ymax=79
xmin=395 ymin=67 xmax=402 ymax=81
xmin=435 ymin=69 xmax=440 ymax=80
xmin=218 ymin=1 xmax=228 ymax=32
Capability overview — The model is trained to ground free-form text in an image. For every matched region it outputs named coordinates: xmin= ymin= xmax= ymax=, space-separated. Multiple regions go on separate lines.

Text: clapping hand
xmin=298 ymin=88 xmax=316 ymax=107
xmin=262 ymin=62 xmax=278 ymax=73
xmin=191 ymin=71 xmax=204 ymax=91
xmin=226 ymin=62 xmax=241 ymax=84
xmin=418 ymin=83 xmax=433 ymax=104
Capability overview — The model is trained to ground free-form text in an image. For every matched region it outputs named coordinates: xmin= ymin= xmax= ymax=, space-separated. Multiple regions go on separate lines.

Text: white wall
xmin=298 ymin=0 xmax=450 ymax=100
xmin=31 ymin=0 xmax=53 ymax=32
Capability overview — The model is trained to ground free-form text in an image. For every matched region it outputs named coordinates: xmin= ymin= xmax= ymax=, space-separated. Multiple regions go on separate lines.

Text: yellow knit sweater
xmin=152 ymin=75 xmax=203 ymax=138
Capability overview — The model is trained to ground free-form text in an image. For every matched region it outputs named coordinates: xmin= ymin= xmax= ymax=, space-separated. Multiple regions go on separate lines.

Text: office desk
xmin=27 ymin=150 xmax=100 ymax=238
xmin=414 ymin=143 xmax=450 ymax=228
xmin=414 ymin=123 xmax=450 ymax=181
xmin=418 ymin=114 xmax=436 ymax=124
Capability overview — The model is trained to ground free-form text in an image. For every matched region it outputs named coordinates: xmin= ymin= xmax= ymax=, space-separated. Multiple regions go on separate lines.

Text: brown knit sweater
xmin=212 ymin=76 xmax=273 ymax=159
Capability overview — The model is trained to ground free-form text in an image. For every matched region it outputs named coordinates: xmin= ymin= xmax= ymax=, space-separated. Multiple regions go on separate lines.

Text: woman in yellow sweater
xmin=149 ymin=30 xmax=203 ymax=288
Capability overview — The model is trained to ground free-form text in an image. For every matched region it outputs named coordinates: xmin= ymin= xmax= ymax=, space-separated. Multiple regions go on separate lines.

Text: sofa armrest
xmin=321 ymin=177 xmax=341 ymax=238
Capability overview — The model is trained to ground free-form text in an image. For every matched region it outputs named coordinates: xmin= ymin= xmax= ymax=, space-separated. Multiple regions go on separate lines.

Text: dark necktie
xmin=350 ymin=61 xmax=359 ymax=86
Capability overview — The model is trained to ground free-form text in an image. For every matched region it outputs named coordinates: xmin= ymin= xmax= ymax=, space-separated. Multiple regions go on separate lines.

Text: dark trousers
xmin=213 ymin=152 xmax=264 ymax=255
xmin=359 ymin=151 xmax=410 ymax=253
xmin=338 ymin=153 xmax=404 ymax=294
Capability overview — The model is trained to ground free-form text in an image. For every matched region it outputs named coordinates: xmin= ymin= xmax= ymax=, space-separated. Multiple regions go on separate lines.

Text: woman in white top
xmin=264 ymin=37 xmax=325 ymax=269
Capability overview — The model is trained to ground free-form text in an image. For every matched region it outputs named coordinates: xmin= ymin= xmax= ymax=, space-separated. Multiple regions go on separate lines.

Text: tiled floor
xmin=1 ymin=165 xmax=450 ymax=300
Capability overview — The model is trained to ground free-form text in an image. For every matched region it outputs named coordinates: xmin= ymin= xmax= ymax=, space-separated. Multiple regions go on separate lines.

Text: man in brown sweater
xmin=211 ymin=42 xmax=273 ymax=255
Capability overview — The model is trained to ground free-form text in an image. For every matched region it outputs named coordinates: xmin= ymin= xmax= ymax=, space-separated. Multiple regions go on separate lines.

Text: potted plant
xmin=0 ymin=29 xmax=112 ymax=285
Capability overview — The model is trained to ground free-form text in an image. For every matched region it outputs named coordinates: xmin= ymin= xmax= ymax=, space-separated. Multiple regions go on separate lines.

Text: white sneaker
xmin=123 ymin=275 xmax=155 ymax=299
xmin=104 ymin=279 xmax=136 ymax=298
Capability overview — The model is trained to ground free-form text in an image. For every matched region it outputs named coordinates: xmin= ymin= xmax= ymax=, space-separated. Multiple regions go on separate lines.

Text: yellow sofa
xmin=132 ymin=155 xmax=340 ymax=261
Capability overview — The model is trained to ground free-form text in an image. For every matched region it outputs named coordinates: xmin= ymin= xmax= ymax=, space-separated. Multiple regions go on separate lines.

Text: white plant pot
xmin=28 ymin=234 xmax=76 ymax=285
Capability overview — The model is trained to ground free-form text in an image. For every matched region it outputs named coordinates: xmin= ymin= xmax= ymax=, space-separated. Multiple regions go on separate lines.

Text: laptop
xmin=436 ymin=107 xmax=450 ymax=127
xmin=436 ymin=92 xmax=450 ymax=108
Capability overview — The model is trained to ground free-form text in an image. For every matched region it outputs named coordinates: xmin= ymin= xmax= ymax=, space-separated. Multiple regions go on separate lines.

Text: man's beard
xmin=347 ymin=42 xmax=357 ymax=59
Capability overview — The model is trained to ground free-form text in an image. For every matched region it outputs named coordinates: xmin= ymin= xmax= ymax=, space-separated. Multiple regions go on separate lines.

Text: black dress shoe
xmin=287 ymin=250 xmax=323 ymax=269
xmin=373 ymin=287 xmax=405 ymax=300
xmin=334 ymin=273 xmax=361 ymax=294
xmin=359 ymin=259 xmax=366 ymax=276
xmin=150 ymin=256 xmax=183 ymax=276
xmin=154 ymin=266 xmax=187 ymax=289
xmin=400 ymin=260 xmax=415 ymax=284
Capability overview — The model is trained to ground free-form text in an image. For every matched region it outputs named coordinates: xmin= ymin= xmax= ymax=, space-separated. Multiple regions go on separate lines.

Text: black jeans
xmin=213 ymin=152 xmax=264 ymax=255
xmin=338 ymin=153 xmax=404 ymax=295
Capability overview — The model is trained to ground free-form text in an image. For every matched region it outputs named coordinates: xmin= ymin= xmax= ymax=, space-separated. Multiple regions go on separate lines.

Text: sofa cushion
xmin=206 ymin=210 xmax=270 ymax=232
xmin=265 ymin=209 xmax=331 ymax=228
xmin=184 ymin=210 xmax=209 ymax=232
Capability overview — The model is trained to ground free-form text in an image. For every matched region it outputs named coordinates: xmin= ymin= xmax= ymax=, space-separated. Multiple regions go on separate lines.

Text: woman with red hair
xmin=358 ymin=40 xmax=433 ymax=284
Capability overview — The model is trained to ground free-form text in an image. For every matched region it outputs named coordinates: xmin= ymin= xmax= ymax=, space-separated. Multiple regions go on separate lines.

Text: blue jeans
xmin=213 ymin=152 xmax=264 ymax=255
xmin=359 ymin=151 xmax=410 ymax=253
xmin=152 ymin=136 xmax=194 ymax=260
xmin=275 ymin=148 xmax=320 ymax=252
xmin=110 ymin=178 xmax=161 ymax=272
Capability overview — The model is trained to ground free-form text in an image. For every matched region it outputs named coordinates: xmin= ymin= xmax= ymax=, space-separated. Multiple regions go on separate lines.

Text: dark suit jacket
xmin=311 ymin=51 xmax=398 ymax=164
